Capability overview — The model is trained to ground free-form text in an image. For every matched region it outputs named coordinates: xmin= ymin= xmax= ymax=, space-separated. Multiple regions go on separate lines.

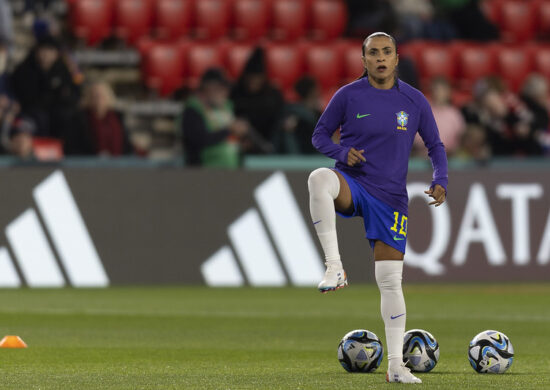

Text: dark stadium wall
xmin=0 ymin=168 xmax=548 ymax=287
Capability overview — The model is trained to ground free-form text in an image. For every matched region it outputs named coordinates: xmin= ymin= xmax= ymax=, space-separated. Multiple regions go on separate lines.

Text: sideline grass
xmin=1 ymin=284 xmax=549 ymax=389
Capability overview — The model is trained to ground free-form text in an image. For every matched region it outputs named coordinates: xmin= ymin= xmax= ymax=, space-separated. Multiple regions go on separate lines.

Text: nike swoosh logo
xmin=356 ymin=113 xmax=371 ymax=118
xmin=313 ymin=220 xmax=322 ymax=225
xmin=393 ymin=235 xmax=404 ymax=241
xmin=390 ymin=313 xmax=405 ymax=320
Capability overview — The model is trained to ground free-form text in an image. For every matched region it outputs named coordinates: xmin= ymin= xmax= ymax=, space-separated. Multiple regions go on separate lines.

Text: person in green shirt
xmin=182 ymin=68 xmax=249 ymax=168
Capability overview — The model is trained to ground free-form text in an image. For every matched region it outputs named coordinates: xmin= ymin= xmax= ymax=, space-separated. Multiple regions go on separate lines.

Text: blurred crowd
xmin=346 ymin=0 xmax=500 ymax=42
xmin=183 ymin=49 xmax=550 ymax=167
xmin=412 ymin=74 xmax=550 ymax=162
xmin=0 ymin=0 xmax=549 ymax=166
xmin=1 ymin=0 xmax=131 ymax=161
xmin=0 ymin=35 xmax=130 ymax=161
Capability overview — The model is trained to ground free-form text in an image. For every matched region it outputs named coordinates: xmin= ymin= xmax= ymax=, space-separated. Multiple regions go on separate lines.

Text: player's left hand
xmin=424 ymin=184 xmax=446 ymax=207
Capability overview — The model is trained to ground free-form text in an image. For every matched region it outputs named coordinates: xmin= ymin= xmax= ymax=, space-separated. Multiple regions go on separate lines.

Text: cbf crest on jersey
xmin=396 ymin=111 xmax=409 ymax=131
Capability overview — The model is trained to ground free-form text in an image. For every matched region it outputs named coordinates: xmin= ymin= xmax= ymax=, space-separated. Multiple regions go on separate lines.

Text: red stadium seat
xmin=537 ymin=0 xmax=550 ymax=39
xmin=69 ymin=0 xmax=114 ymax=46
xmin=187 ymin=44 xmax=225 ymax=88
xmin=272 ymin=0 xmax=308 ymax=41
xmin=265 ymin=43 xmax=304 ymax=90
xmin=398 ymin=40 xmax=433 ymax=68
xmin=310 ymin=0 xmax=347 ymax=41
xmin=114 ymin=0 xmax=154 ymax=45
xmin=494 ymin=45 xmax=533 ymax=92
xmin=416 ymin=44 xmax=456 ymax=86
xmin=223 ymin=43 xmax=255 ymax=79
xmin=32 ymin=138 xmax=64 ymax=161
xmin=136 ymin=36 xmax=155 ymax=56
xmin=454 ymin=43 xmax=497 ymax=88
xmin=481 ymin=0 xmax=502 ymax=25
xmin=532 ymin=45 xmax=550 ymax=80
xmin=155 ymin=0 xmax=194 ymax=40
xmin=141 ymin=42 xmax=185 ymax=96
xmin=233 ymin=0 xmax=271 ymax=41
xmin=499 ymin=0 xmax=537 ymax=42
xmin=195 ymin=0 xmax=232 ymax=41
xmin=304 ymin=44 xmax=344 ymax=90
xmin=343 ymin=41 xmax=365 ymax=82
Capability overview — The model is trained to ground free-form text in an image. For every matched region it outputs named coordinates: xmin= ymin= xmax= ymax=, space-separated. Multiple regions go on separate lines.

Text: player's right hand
xmin=347 ymin=147 xmax=366 ymax=166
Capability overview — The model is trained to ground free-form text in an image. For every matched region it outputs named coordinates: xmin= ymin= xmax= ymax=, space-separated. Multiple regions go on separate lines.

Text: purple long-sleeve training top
xmin=312 ymin=77 xmax=448 ymax=215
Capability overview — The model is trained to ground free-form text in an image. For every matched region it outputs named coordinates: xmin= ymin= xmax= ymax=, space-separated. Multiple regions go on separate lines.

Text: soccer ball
xmin=402 ymin=329 xmax=440 ymax=372
xmin=468 ymin=330 xmax=514 ymax=374
xmin=337 ymin=329 xmax=384 ymax=373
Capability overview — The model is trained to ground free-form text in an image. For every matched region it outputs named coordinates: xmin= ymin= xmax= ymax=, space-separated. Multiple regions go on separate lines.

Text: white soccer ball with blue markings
xmin=402 ymin=329 xmax=440 ymax=372
xmin=468 ymin=330 xmax=514 ymax=374
xmin=337 ymin=329 xmax=384 ymax=373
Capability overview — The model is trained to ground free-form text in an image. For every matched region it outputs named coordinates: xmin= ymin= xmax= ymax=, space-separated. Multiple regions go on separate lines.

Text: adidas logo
xmin=0 ymin=170 xmax=109 ymax=288
xmin=201 ymin=172 xmax=324 ymax=287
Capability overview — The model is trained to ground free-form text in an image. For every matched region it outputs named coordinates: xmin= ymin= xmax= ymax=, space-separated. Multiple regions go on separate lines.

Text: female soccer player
xmin=308 ymin=32 xmax=447 ymax=384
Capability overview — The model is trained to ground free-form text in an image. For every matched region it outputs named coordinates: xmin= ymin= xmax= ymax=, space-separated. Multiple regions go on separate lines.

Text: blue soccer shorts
xmin=334 ymin=169 xmax=408 ymax=254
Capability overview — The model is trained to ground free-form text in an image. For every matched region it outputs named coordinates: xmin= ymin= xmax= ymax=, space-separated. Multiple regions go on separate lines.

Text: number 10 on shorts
xmin=390 ymin=212 xmax=407 ymax=237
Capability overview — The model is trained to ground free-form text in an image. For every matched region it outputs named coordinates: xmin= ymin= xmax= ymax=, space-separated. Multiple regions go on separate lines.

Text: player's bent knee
xmin=307 ymin=168 xmax=340 ymax=198
xmin=307 ymin=168 xmax=332 ymax=189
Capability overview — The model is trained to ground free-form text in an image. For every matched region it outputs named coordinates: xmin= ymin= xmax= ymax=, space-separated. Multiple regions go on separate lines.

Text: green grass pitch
xmin=1 ymin=284 xmax=549 ymax=389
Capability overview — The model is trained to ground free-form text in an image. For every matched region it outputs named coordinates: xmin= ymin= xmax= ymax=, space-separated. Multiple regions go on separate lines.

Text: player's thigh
xmin=332 ymin=170 xmax=354 ymax=214
xmin=373 ymin=240 xmax=404 ymax=261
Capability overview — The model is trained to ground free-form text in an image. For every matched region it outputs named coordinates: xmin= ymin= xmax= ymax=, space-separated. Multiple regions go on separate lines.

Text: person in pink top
xmin=413 ymin=77 xmax=465 ymax=156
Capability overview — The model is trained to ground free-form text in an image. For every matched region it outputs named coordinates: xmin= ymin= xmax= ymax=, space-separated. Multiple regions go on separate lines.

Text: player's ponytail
xmin=358 ymin=32 xmax=397 ymax=80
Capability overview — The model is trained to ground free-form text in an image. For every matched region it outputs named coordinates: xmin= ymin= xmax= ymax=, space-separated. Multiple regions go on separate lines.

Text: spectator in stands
xmin=24 ymin=0 xmax=55 ymax=13
xmin=455 ymin=123 xmax=490 ymax=163
xmin=463 ymin=77 xmax=539 ymax=156
xmin=182 ymin=68 xmax=249 ymax=168
xmin=7 ymin=116 xmax=36 ymax=160
xmin=0 ymin=42 xmax=19 ymax=154
xmin=11 ymin=36 xmax=80 ymax=150
xmin=428 ymin=77 xmax=465 ymax=155
xmin=0 ymin=96 xmax=20 ymax=154
xmin=19 ymin=1 xmax=57 ymax=34
xmin=72 ymin=81 xmax=131 ymax=156
xmin=22 ymin=0 xmax=55 ymax=22
xmin=231 ymin=48 xmax=283 ymax=154
xmin=390 ymin=0 xmax=456 ymax=41
xmin=390 ymin=0 xmax=433 ymax=40
xmin=0 ymin=41 xmax=10 ymax=98
xmin=439 ymin=0 xmax=499 ymax=41
xmin=274 ymin=77 xmax=321 ymax=155
xmin=345 ymin=0 xmax=398 ymax=38
xmin=396 ymin=57 xmax=419 ymax=90
xmin=0 ymin=0 xmax=14 ymax=52
xmin=521 ymin=75 xmax=550 ymax=155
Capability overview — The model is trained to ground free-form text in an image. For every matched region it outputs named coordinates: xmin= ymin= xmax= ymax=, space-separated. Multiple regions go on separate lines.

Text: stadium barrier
xmin=0 ymin=166 xmax=548 ymax=287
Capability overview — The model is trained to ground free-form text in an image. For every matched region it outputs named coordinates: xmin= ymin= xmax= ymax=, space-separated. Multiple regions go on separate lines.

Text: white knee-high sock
xmin=307 ymin=168 xmax=341 ymax=265
xmin=375 ymin=260 xmax=406 ymax=370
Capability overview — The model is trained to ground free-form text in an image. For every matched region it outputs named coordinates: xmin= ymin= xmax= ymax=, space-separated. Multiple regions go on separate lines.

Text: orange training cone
xmin=0 ymin=335 xmax=28 ymax=348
